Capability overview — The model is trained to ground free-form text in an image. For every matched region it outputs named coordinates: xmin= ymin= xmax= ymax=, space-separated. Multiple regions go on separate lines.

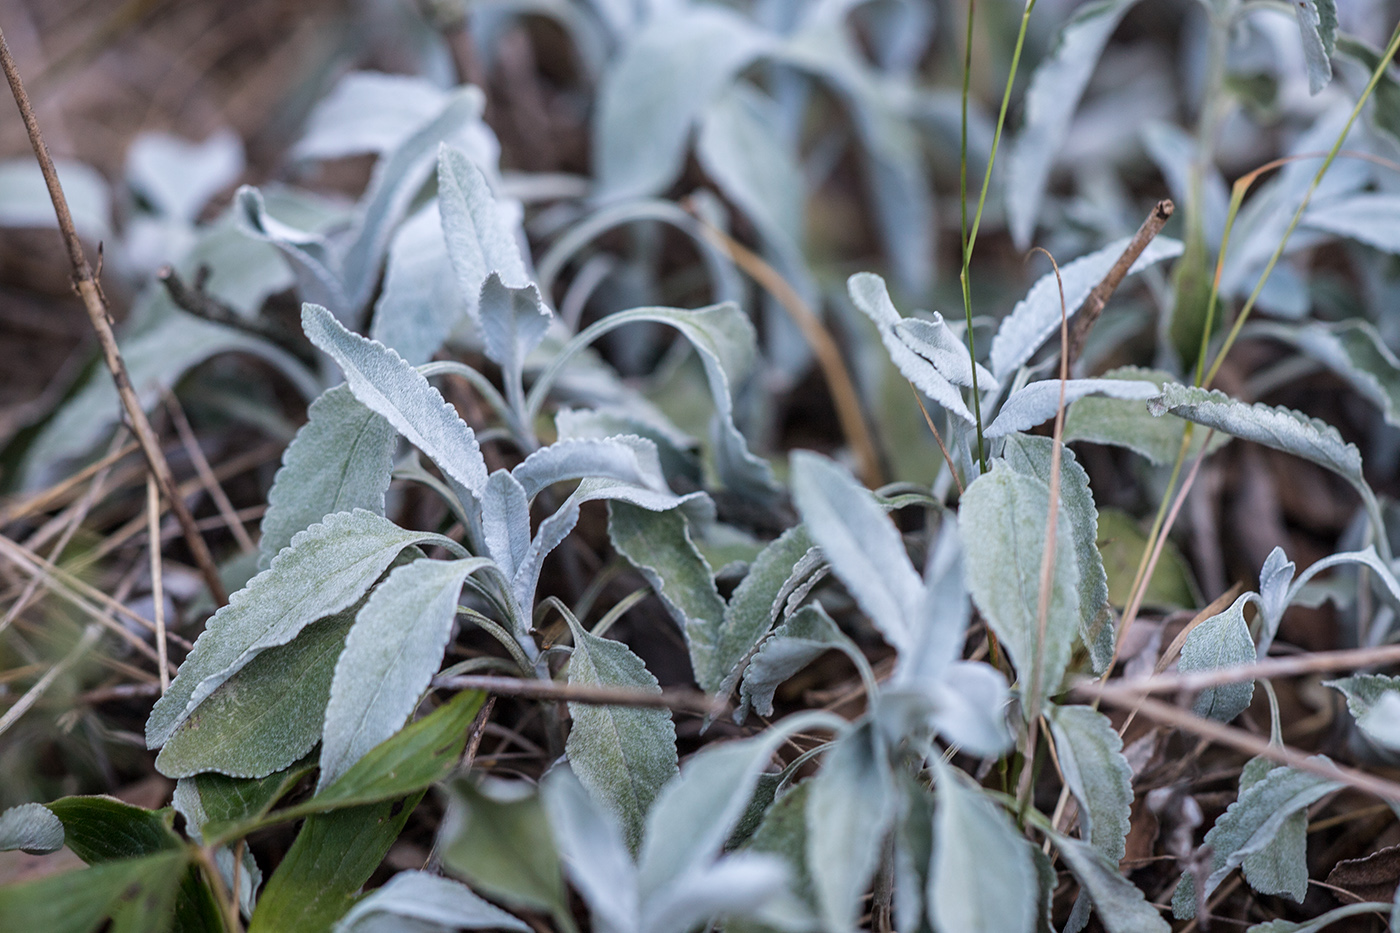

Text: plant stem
xmin=959 ymin=0 xmax=1040 ymax=474
xmin=0 ymin=26 xmax=227 ymax=605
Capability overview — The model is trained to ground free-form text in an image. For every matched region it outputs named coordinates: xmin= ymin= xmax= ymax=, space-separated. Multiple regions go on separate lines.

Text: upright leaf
xmin=370 ymin=202 xmax=461 ymax=365
xmin=540 ymin=768 xmax=640 ymax=933
xmin=607 ymin=502 xmax=727 ymax=690
xmin=303 ymin=304 xmax=489 ymax=501
xmin=1294 ymin=0 xmax=1337 ymax=95
xmin=318 ymin=557 xmax=495 ymax=790
xmin=958 ymin=462 xmax=1080 ymax=714
xmin=929 ymin=758 xmax=1036 ymax=933
xmin=479 ymin=275 xmax=552 ymax=410
xmin=1047 ymin=705 xmax=1133 ymax=862
xmin=1001 ymin=436 xmax=1114 ymax=672
xmin=790 ymin=451 xmax=921 ymax=655
xmin=563 ymin=611 xmax=680 ymax=853
xmin=714 ymin=525 xmax=817 ymax=697
xmin=593 ymin=5 xmax=772 ymax=202
xmin=147 ymin=510 xmax=458 ymax=749
xmin=437 ymin=146 xmax=528 ymax=300
xmin=805 ymin=722 xmax=896 ymax=933
xmin=249 ymin=794 xmax=424 ymax=933
xmin=1178 ymin=592 xmax=1258 ymax=723
xmin=1238 ymin=758 xmax=1309 ymax=903
xmin=259 ymin=386 xmax=397 ymax=571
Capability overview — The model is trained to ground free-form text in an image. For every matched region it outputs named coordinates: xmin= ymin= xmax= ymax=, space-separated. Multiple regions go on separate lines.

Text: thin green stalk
xmin=959 ymin=0 xmax=1041 ymax=473
xmin=1202 ymin=20 xmax=1400 ymax=389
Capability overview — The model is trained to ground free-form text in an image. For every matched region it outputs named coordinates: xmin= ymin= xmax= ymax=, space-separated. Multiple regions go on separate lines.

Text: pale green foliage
xmin=959 ymin=461 xmax=1080 ymax=715
xmin=562 ymin=610 xmax=679 ymax=853
xmin=1326 ymin=674 xmax=1400 ymax=750
xmin=1178 ymin=592 xmax=1259 ymax=723
xmin=1048 ymin=705 xmax=1132 ymax=863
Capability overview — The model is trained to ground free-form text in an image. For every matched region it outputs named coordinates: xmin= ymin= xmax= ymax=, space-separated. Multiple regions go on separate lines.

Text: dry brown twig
xmin=1065 ymin=199 xmax=1174 ymax=369
xmin=0 ymin=26 xmax=228 ymax=605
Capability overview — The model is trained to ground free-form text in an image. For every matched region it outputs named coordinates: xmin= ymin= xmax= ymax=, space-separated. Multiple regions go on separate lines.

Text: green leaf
xmin=318 ymin=557 xmax=494 ymax=789
xmin=1050 ymin=832 xmax=1168 ymax=933
xmin=148 ymin=510 xmax=458 ymax=750
xmin=715 ymin=525 xmax=817 ymax=696
xmin=1238 ymin=758 xmax=1309 ymax=903
xmin=1096 ymin=508 xmax=1198 ymax=610
xmin=929 ymin=758 xmax=1036 ymax=933
xmin=1246 ymin=901 xmax=1397 ymax=933
xmin=0 ymin=802 xmax=64 ymax=854
xmin=440 ymin=779 xmax=568 ymax=916
xmin=334 ymin=870 xmax=531 ymax=933
xmin=249 ymin=792 xmax=424 ymax=933
xmin=1178 ymin=592 xmax=1258 ymax=723
xmin=0 ymin=850 xmax=188 ymax=933
xmin=562 ymin=610 xmax=679 ymax=853
xmin=42 ymin=799 xmax=222 ymax=933
xmin=593 ymin=5 xmax=772 ymax=202
xmin=607 ymin=502 xmax=727 ymax=691
xmin=1064 ymin=367 xmax=1225 ymax=466
xmin=790 ymin=451 xmax=921 ymax=656
xmin=259 ymin=386 xmax=397 ymax=571
xmin=1048 ymin=705 xmax=1133 ymax=863
xmin=1325 ymin=674 xmax=1400 ymax=751
xmin=179 ymin=760 xmax=315 ymax=845
xmin=806 ymin=722 xmax=896 ymax=933
xmin=45 ymin=797 xmax=182 ymax=862
xmin=156 ymin=610 xmax=356 ymax=779
xmin=740 ymin=605 xmax=848 ymax=718
xmin=1004 ymin=0 xmax=1149 ymax=249
xmin=959 ymin=461 xmax=1080 ymax=715
xmin=1002 ymin=436 xmax=1114 ymax=673
xmin=1293 ymin=0 xmax=1337 ymax=94
xmin=1173 ymin=760 xmax=1343 ymax=918
xmin=302 ymin=303 xmax=489 ymax=500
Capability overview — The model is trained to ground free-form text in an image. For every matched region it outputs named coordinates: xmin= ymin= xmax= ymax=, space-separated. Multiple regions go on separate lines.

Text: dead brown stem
xmin=1066 ymin=200 xmax=1173 ymax=369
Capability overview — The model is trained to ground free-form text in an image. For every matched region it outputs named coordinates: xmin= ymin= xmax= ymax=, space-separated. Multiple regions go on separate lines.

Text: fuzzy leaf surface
xmin=1001 ymin=435 xmax=1114 ymax=672
xmin=0 ymin=802 xmax=64 ymax=854
xmin=989 ymin=236 xmax=1182 ymax=380
xmin=1326 ymin=674 xmax=1400 ymax=750
xmin=1178 ymin=592 xmax=1258 ymax=723
xmin=985 ymin=379 xmax=1159 ymax=438
xmin=563 ymin=611 xmax=679 ymax=853
xmin=1051 ymin=832 xmax=1168 ymax=933
xmin=333 ymin=870 xmax=530 ymax=933
xmin=441 ymin=780 xmax=567 ymax=915
xmin=259 ymin=386 xmax=397 ymax=571
xmin=929 ymin=758 xmax=1036 ymax=933
xmin=958 ymin=462 xmax=1080 ymax=713
xmin=1064 ymin=367 xmax=1225 ymax=465
xmin=740 ymin=605 xmax=848 ymax=718
xmin=147 ymin=510 xmax=457 ymax=749
xmin=790 ymin=451 xmax=921 ymax=655
xmin=318 ymin=557 xmax=494 ymax=789
xmin=1048 ymin=705 xmax=1132 ymax=862
xmin=303 ymin=303 xmax=488 ymax=500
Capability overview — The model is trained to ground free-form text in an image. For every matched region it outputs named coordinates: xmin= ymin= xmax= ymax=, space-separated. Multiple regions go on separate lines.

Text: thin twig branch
xmin=435 ymin=674 xmax=723 ymax=715
xmin=0 ymin=27 xmax=227 ymax=605
xmin=1100 ymin=642 xmax=1400 ymax=696
xmin=1066 ymin=199 xmax=1173 ymax=369
xmin=1074 ymin=680 xmax=1400 ymax=803
xmin=157 ymin=265 xmax=310 ymax=361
